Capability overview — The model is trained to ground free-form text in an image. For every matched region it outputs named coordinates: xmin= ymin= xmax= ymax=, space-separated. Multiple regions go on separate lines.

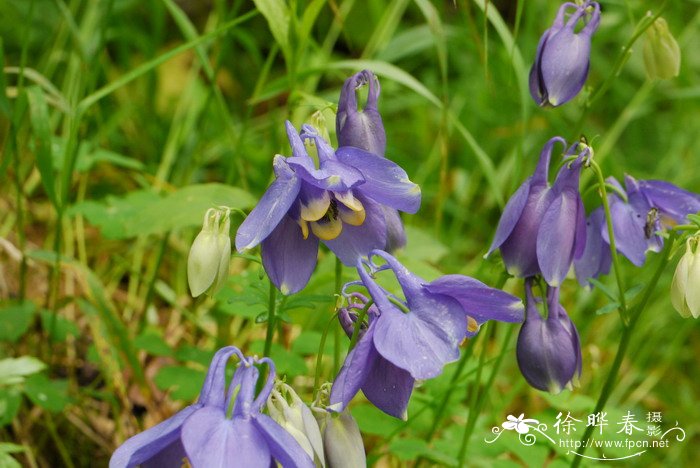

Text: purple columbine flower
xmin=235 ymin=122 xmax=421 ymax=295
xmin=486 ymin=138 xmax=588 ymax=286
xmin=330 ymin=250 xmax=524 ymax=419
xmin=336 ymin=70 xmax=407 ymax=252
xmin=516 ymin=281 xmax=582 ymax=394
xmin=529 ymin=1 xmax=601 ymax=107
xmin=577 ymin=175 xmax=700 ymax=281
xmin=110 ymin=347 xmax=313 ymax=468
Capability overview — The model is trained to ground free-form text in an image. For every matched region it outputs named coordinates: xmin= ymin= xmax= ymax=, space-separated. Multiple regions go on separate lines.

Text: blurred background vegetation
xmin=0 ymin=0 xmax=699 ymax=466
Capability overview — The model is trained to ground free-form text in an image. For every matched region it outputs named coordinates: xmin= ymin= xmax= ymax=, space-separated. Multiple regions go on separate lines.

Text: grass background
xmin=1 ymin=0 xmax=699 ymax=466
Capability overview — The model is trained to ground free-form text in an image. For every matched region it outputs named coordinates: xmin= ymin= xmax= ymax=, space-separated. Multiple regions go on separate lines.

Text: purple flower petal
xmin=574 ymin=208 xmax=611 ymax=285
xmin=537 ymin=191 xmax=580 ymax=286
xmin=381 ymin=207 xmax=407 ymax=252
xmin=253 ymin=414 xmax=315 ymax=468
xmin=198 ymin=346 xmax=245 ymax=408
xmin=487 ymin=179 xmax=531 ymax=256
xmin=604 ymin=194 xmax=649 ymax=266
xmin=261 ymin=215 xmax=319 ymax=295
xmin=235 ymin=156 xmax=301 ymax=251
xmin=324 ymin=196 xmax=386 ymax=266
xmin=638 ymin=179 xmax=700 ymax=223
xmin=182 ymin=407 xmax=271 ymax=468
xmin=425 ymin=275 xmax=524 ymax=324
xmin=109 ymin=405 xmax=201 ymax=468
xmin=360 ymin=350 xmax=414 ymax=420
xmin=330 ymin=321 xmax=376 ymax=412
xmin=335 ymin=146 xmax=421 ymax=214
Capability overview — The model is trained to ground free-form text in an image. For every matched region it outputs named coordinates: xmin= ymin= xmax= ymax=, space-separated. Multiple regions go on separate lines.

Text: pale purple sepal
xmin=235 ymin=156 xmax=301 ymax=251
xmin=382 ymin=206 xmax=407 ymax=251
xmin=637 ymin=178 xmax=700 ymax=224
xmin=573 ymin=207 xmax=611 ymax=285
xmin=261 ymin=215 xmax=319 ymax=295
xmin=336 ymin=146 xmax=421 ymax=214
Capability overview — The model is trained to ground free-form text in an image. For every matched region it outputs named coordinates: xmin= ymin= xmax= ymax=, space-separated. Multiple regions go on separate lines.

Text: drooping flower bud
xmin=187 ymin=207 xmax=231 ymax=297
xmin=516 ymin=282 xmax=582 ymax=394
xmin=529 ymin=1 xmax=601 ymax=107
xmin=643 ymin=16 xmax=681 ymax=80
xmin=312 ymin=384 xmax=366 ymax=468
xmin=267 ymin=382 xmax=326 ymax=466
xmin=336 ymin=70 xmax=386 ymax=157
xmin=671 ymin=237 xmax=700 ymax=319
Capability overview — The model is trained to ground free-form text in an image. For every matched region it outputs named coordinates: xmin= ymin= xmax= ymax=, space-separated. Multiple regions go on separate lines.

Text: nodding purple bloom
xmin=516 ymin=281 xmax=582 ymax=394
xmin=336 ymin=70 xmax=407 ymax=252
xmin=110 ymin=347 xmax=313 ymax=468
xmin=529 ymin=1 xmax=601 ymax=107
xmin=235 ymin=122 xmax=421 ymax=295
xmin=576 ymin=175 xmax=700 ymax=284
xmin=487 ymin=138 xmax=588 ymax=287
xmin=330 ymin=250 xmax=523 ymax=419
xmin=337 ymin=70 xmax=386 ymax=157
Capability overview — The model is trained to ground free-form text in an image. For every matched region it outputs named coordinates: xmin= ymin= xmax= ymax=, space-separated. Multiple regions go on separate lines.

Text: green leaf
xmin=70 ymin=184 xmax=254 ymax=239
xmin=174 ymin=346 xmax=215 ymax=368
xmin=0 ymin=356 xmax=46 ymax=386
xmin=134 ymin=330 xmax=174 ymax=357
xmin=23 ymin=374 xmax=70 ymax=412
xmin=252 ymin=0 xmax=291 ymax=59
xmin=0 ymin=451 xmax=22 ymax=468
xmin=154 ymin=366 xmax=206 ymax=401
xmin=0 ymin=38 xmax=10 ymax=117
xmin=0 ymin=301 xmax=36 ymax=342
xmin=26 ymin=86 xmax=58 ymax=208
xmin=39 ymin=309 xmax=79 ymax=342
xmin=0 ymin=387 xmax=22 ymax=425
xmin=351 ymin=403 xmax=403 ymax=437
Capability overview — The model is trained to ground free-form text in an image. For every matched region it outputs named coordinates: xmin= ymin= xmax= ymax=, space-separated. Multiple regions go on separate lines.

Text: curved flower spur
xmin=110 ymin=347 xmax=313 ymax=468
xmin=330 ymin=250 xmax=524 ymax=419
xmin=529 ymin=1 xmax=601 ymax=107
xmin=235 ymin=122 xmax=420 ymax=295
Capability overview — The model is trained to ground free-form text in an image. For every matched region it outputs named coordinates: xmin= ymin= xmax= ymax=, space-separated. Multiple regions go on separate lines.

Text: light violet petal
xmin=109 ymin=405 xmax=200 ymax=468
xmin=261 ymin=215 xmax=319 ymax=295
xmin=361 ymin=350 xmax=414 ymax=420
xmin=253 ymin=414 xmax=315 ymax=468
xmin=537 ymin=192 xmax=578 ymax=287
xmin=604 ymin=196 xmax=648 ymax=266
xmin=330 ymin=323 xmax=376 ymax=412
xmin=639 ymin=179 xmax=700 ymax=224
xmin=425 ymin=275 xmax=524 ymax=324
xmin=381 ymin=207 xmax=407 ymax=252
xmin=539 ymin=29 xmax=591 ymax=107
xmin=182 ymin=408 xmax=270 ymax=468
xmin=487 ymin=180 xmax=531 ymax=256
xmin=235 ymin=157 xmax=301 ymax=251
xmin=574 ymin=208 xmax=611 ymax=285
xmin=335 ymin=146 xmax=421 ymax=213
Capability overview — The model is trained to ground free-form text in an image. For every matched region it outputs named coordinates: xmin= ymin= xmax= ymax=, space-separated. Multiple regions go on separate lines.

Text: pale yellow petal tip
xmin=311 ymin=218 xmax=343 ymax=241
xmin=547 ymin=381 xmax=563 ymax=395
xmin=280 ymin=284 xmax=290 ymax=296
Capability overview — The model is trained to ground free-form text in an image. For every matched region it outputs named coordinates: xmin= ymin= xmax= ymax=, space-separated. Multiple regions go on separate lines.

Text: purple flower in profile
xmin=110 ymin=347 xmax=313 ymax=468
xmin=336 ymin=70 xmax=407 ymax=252
xmin=576 ymin=175 xmax=700 ymax=285
xmin=529 ymin=1 xmax=601 ymax=107
xmin=516 ymin=281 xmax=582 ymax=394
xmin=235 ymin=122 xmax=420 ymax=295
xmin=487 ymin=138 xmax=588 ymax=286
xmin=330 ymin=250 xmax=524 ymax=419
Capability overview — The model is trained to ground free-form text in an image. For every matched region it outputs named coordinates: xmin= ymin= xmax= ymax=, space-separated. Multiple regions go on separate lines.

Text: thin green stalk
xmin=590 ymin=159 xmax=629 ymax=323
xmin=333 ymin=257 xmax=343 ymax=376
xmin=263 ymin=279 xmax=277 ymax=358
xmin=314 ymin=312 xmax=340 ymax=398
xmin=348 ymin=300 xmax=373 ymax=350
xmin=571 ymin=233 xmax=676 ymax=467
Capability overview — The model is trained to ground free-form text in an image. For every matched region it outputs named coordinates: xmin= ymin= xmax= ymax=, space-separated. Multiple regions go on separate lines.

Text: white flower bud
xmin=671 ymin=237 xmax=700 ymax=318
xmin=643 ymin=16 xmax=681 ymax=80
xmin=187 ymin=208 xmax=231 ymax=297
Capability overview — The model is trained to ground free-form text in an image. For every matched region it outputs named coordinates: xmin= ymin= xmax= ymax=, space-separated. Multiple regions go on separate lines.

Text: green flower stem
xmin=349 ymin=300 xmax=373 ymax=350
xmin=457 ymin=323 xmax=515 ymax=466
xmin=334 ymin=257 xmax=343 ymax=377
xmin=314 ymin=312 xmax=339 ymax=399
xmin=263 ymin=279 xmax=277 ymax=358
xmin=571 ymin=232 xmax=676 ymax=467
xmin=590 ymin=159 xmax=629 ymax=324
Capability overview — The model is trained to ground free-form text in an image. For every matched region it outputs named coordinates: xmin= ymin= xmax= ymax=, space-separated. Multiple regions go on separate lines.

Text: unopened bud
xmin=187 ymin=207 xmax=231 ymax=297
xmin=643 ymin=16 xmax=681 ymax=80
